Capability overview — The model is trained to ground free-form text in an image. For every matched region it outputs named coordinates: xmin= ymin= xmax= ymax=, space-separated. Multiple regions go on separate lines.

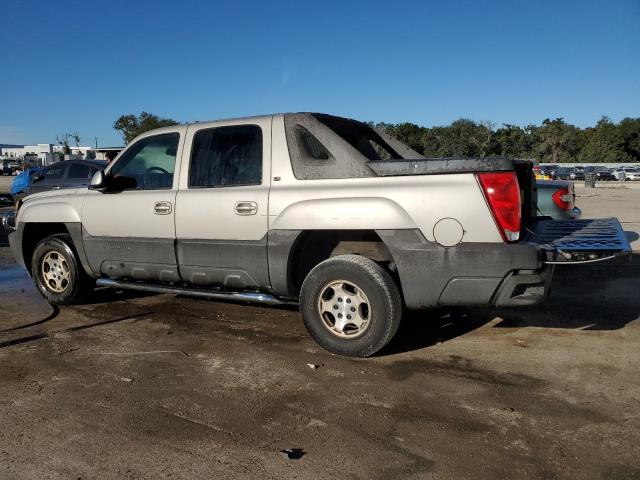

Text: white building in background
xmin=1 ymin=143 xmax=96 ymax=166
xmin=2 ymin=143 xmax=54 ymax=158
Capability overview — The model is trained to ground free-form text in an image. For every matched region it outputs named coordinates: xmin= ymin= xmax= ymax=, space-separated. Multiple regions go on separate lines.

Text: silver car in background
xmin=614 ymin=166 xmax=640 ymax=181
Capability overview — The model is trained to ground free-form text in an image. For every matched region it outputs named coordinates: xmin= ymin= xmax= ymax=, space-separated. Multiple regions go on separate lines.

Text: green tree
xmin=618 ymin=117 xmax=640 ymax=163
xmin=427 ymin=119 xmax=496 ymax=157
xmin=372 ymin=116 xmax=640 ymax=163
xmin=579 ymin=116 xmax=630 ymax=163
xmin=493 ymin=124 xmax=535 ymax=159
xmin=381 ymin=119 xmax=499 ymax=158
xmin=113 ymin=112 xmax=180 ymax=144
xmin=534 ymin=118 xmax=584 ymax=163
xmin=379 ymin=122 xmax=428 ymax=154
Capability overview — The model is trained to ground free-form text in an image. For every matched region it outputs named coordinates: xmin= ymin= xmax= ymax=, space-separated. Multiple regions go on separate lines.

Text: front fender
xmin=18 ymin=201 xmax=81 ymax=224
xmin=270 ymin=197 xmax=416 ymax=230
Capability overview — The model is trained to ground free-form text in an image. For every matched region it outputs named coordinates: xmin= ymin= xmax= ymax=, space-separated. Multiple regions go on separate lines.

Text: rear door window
xmin=67 ymin=163 xmax=93 ymax=179
xmin=189 ymin=125 xmax=262 ymax=188
xmin=43 ymin=164 xmax=67 ymax=180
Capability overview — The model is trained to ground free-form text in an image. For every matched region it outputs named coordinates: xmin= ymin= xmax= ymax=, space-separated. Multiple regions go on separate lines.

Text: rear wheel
xmin=32 ymin=234 xmax=95 ymax=305
xmin=300 ymin=255 xmax=402 ymax=357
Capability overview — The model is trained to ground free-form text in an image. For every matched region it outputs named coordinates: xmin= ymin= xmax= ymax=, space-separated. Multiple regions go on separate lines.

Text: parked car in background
xmin=10 ymin=167 xmax=43 ymax=201
xmin=625 ymin=169 xmax=640 ymax=181
xmin=570 ymin=167 xmax=585 ymax=181
xmin=613 ymin=166 xmax=640 ymax=181
xmin=1 ymin=160 xmax=20 ymax=176
xmin=15 ymin=160 xmax=107 ymax=201
xmin=555 ymin=167 xmax=574 ymax=180
xmin=536 ymin=180 xmax=581 ymax=220
xmin=585 ymin=166 xmax=616 ymax=181
xmin=0 ymin=193 xmax=13 ymax=207
xmin=532 ymin=163 xmax=548 ymax=180
xmin=540 ymin=164 xmax=560 ymax=179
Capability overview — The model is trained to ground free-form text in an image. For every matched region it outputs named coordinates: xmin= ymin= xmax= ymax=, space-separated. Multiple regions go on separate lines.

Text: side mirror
xmin=89 ymin=170 xmax=107 ymax=190
xmin=31 ymin=174 xmax=44 ymax=183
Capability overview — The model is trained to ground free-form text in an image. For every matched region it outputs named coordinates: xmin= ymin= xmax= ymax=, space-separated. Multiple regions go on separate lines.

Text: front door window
xmin=110 ymin=133 xmax=179 ymax=189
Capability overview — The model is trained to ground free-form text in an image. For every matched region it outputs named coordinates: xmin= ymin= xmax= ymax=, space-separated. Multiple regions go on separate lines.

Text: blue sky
xmin=0 ymin=0 xmax=638 ymax=146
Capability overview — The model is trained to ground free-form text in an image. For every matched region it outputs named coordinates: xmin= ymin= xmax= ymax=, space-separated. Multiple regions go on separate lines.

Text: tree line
xmin=375 ymin=116 xmax=640 ymax=163
xmin=113 ymin=112 xmax=640 ymax=163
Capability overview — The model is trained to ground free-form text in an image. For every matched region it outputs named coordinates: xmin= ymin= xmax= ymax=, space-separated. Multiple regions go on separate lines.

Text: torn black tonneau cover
xmin=368 ymin=157 xmax=514 ymax=176
xmin=526 ymin=217 xmax=632 ymax=264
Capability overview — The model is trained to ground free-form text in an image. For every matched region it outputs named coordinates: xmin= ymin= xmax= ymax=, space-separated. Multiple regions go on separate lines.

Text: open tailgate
xmin=529 ymin=217 xmax=632 ymax=263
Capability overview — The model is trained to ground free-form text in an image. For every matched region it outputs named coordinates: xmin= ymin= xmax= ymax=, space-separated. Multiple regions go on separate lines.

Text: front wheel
xmin=300 ymin=255 xmax=402 ymax=357
xmin=31 ymin=234 xmax=95 ymax=305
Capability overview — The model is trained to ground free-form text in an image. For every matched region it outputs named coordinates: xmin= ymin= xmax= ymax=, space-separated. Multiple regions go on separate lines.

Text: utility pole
xmin=95 ymin=137 xmax=98 ymax=148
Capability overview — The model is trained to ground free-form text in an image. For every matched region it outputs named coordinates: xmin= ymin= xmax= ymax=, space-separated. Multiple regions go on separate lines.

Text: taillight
xmin=552 ymin=186 xmax=573 ymax=210
xmin=477 ymin=172 xmax=521 ymax=242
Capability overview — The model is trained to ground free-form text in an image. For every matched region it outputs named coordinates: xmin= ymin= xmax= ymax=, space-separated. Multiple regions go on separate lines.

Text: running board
xmin=95 ymin=278 xmax=291 ymax=306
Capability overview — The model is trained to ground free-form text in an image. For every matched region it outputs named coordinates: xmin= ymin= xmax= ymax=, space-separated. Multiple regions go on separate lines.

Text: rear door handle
xmin=154 ymin=201 xmax=172 ymax=215
xmin=234 ymin=201 xmax=258 ymax=216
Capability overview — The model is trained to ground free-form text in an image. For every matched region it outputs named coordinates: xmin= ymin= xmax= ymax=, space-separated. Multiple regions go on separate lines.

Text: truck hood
xmin=22 ymin=187 xmax=86 ymax=204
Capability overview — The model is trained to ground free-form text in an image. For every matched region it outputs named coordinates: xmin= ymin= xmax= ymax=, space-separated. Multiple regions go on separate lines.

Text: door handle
xmin=234 ymin=201 xmax=258 ymax=216
xmin=154 ymin=201 xmax=172 ymax=215
xmin=52 ymin=185 xmax=61 ymax=190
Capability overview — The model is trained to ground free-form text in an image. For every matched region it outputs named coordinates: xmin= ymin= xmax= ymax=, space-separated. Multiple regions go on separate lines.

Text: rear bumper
xmin=491 ymin=265 xmax=554 ymax=307
xmin=378 ymin=219 xmax=629 ymax=310
xmin=437 ymin=264 xmax=555 ymax=307
xmin=377 ymin=229 xmax=549 ymax=309
xmin=436 ymin=265 xmax=554 ymax=308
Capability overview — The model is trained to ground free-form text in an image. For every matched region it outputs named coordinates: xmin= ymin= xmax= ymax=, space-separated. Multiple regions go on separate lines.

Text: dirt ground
xmin=0 ymin=184 xmax=639 ymax=479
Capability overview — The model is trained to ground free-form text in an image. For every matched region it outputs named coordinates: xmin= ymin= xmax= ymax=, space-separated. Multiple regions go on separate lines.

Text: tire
xmin=299 ymin=254 xmax=402 ymax=357
xmin=31 ymin=234 xmax=95 ymax=305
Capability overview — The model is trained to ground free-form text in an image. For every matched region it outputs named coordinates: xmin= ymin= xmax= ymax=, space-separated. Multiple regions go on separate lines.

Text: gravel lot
xmin=0 ymin=180 xmax=639 ymax=479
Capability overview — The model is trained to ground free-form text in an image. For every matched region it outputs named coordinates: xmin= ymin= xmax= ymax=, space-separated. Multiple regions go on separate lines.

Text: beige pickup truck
xmin=6 ymin=113 xmax=631 ymax=356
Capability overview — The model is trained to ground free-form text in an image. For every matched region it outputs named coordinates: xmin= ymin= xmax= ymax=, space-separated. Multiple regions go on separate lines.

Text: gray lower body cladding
xmin=176 ymin=238 xmax=269 ymax=289
xmin=11 ymin=222 xmax=550 ymax=309
xmin=376 ymin=229 xmax=550 ymax=308
xmin=82 ymin=229 xmax=181 ymax=282
xmin=7 ymin=228 xmax=24 ymax=268
xmin=82 ymin=228 xmax=270 ymax=289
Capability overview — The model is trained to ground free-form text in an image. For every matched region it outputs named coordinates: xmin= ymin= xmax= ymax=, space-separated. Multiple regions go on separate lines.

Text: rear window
xmin=67 ymin=163 xmax=93 ymax=179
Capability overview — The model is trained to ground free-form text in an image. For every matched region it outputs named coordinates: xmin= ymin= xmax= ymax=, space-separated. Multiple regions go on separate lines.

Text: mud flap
xmin=528 ymin=218 xmax=632 ymax=264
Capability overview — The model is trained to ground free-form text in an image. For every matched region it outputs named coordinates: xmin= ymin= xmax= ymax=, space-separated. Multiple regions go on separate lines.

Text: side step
xmin=96 ymin=278 xmax=292 ymax=306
